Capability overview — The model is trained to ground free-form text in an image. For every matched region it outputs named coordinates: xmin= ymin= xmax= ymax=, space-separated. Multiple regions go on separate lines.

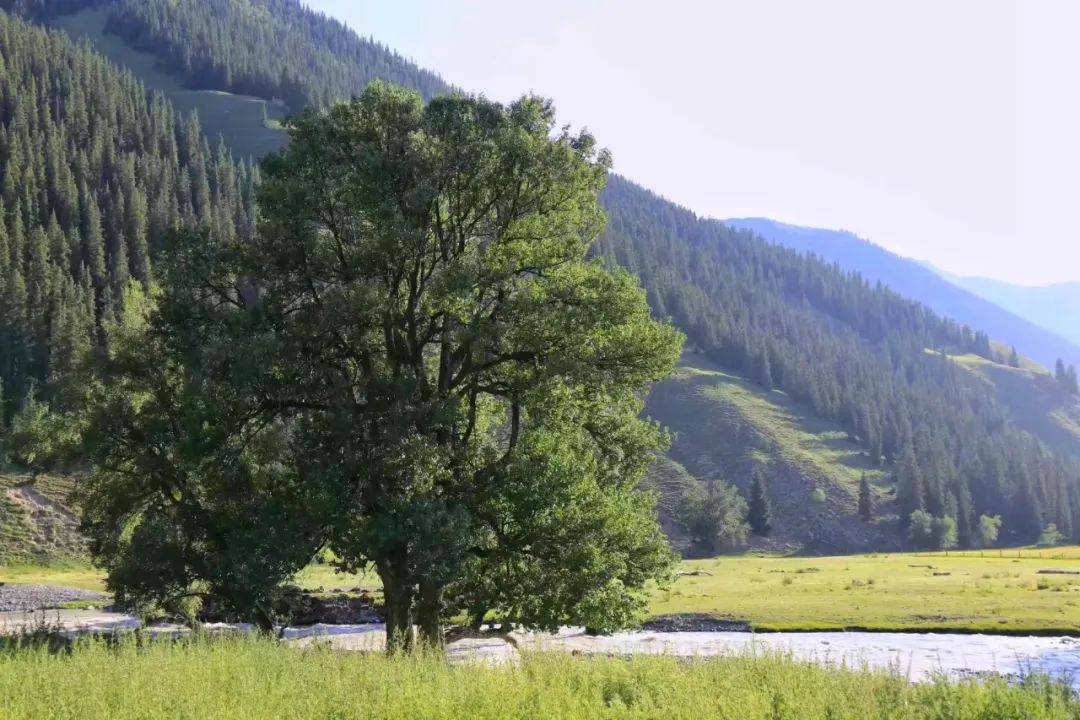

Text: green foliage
xmin=1038 ymin=523 xmax=1065 ymax=548
xmin=908 ymin=511 xmax=958 ymax=550
xmin=77 ymin=84 xmax=682 ymax=647
xmin=598 ymin=175 xmax=1080 ymax=546
xmin=2 ymin=0 xmax=450 ymax=111
xmin=747 ymin=470 xmax=772 ymax=536
xmin=4 ymin=0 xmax=1080 ymax=557
xmin=932 ymin=515 xmax=959 ymax=550
xmin=74 ymin=266 xmax=330 ymax=629
xmin=101 ymin=0 xmax=449 ymax=110
xmin=907 ymin=510 xmax=935 ymax=549
xmin=4 ymin=389 xmax=72 ymax=471
xmin=1055 ymin=358 xmax=1079 ymax=396
xmin=858 ymin=474 xmax=873 ymax=522
xmin=977 ymin=514 xmax=1002 ymax=547
xmin=894 ymin=444 xmax=924 ymax=519
xmin=680 ymin=480 xmax=748 ymax=554
xmin=809 ymin=487 xmax=827 ymax=504
xmin=0 ymin=9 xmax=257 ymax=417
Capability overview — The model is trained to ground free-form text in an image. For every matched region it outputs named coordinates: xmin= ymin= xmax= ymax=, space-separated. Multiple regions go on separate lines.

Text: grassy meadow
xmin=5 ymin=548 xmax=1080 ymax=634
xmin=0 ymin=636 xmax=1077 ymax=720
xmin=656 ymin=548 xmax=1080 ymax=634
xmin=0 ymin=561 xmax=380 ymax=596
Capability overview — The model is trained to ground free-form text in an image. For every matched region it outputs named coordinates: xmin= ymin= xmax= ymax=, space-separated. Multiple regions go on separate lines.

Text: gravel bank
xmin=0 ymin=583 xmax=105 ymax=612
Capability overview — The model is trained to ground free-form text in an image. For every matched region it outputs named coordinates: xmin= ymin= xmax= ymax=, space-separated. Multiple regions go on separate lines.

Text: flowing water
xmin=4 ymin=610 xmax=1078 ymax=687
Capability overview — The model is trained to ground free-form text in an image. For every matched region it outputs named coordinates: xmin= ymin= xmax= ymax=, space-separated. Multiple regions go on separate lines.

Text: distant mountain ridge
xmin=725 ymin=218 xmax=1080 ymax=370
xmin=933 ymin=270 xmax=1080 ymax=350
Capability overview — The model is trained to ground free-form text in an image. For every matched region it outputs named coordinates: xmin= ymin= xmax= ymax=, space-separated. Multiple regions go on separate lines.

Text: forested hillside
xmin=727 ymin=218 xmax=1080 ymax=370
xmin=598 ymin=177 xmax=1080 ymax=545
xmin=0 ymin=9 xmax=257 ymax=414
xmin=2 ymin=0 xmax=1079 ymax=550
xmin=0 ymin=0 xmax=450 ymax=110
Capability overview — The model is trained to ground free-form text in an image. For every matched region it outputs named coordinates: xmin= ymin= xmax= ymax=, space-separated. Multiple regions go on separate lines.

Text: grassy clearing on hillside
xmin=947 ymin=351 xmax=1080 ymax=458
xmin=648 ymin=354 xmax=898 ymax=551
xmin=0 ymin=637 xmax=1076 ymax=720
xmin=6 ymin=549 xmax=1080 ymax=634
xmin=51 ymin=8 xmax=289 ymax=160
xmin=655 ymin=549 xmax=1080 ymax=634
xmin=652 ymin=356 xmax=891 ymax=505
xmin=687 ymin=365 xmax=889 ymax=493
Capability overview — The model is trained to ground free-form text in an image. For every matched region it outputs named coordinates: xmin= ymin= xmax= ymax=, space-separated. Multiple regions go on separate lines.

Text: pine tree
xmin=0 ymin=10 xmax=256 ymax=412
xmin=747 ymin=470 xmax=772 ymax=536
xmin=895 ymin=443 xmax=924 ymax=519
xmin=1008 ymin=346 xmax=1020 ymax=368
xmin=858 ymin=474 xmax=873 ymax=521
xmin=758 ymin=347 xmax=773 ymax=392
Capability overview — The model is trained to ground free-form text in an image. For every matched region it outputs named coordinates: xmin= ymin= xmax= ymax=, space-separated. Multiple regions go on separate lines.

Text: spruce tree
xmin=858 ymin=473 xmax=873 ymax=521
xmin=1008 ymin=346 xmax=1020 ymax=368
xmin=758 ymin=347 xmax=774 ymax=392
xmin=747 ymin=470 xmax=772 ymax=536
xmin=895 ymin=443 xmax=924 ymax=519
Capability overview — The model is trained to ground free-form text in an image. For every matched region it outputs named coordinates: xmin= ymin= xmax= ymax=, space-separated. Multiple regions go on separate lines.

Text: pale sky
xmin=306 ymin=0 xmax=1080 ymax=286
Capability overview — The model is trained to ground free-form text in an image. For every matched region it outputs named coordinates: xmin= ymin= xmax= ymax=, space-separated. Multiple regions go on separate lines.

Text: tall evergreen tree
xmin=747 ymin=470 xmax=772 ymax=536
xmin=758 ymin=347 xmax=774 ymax=392
xmin=895 ymin=443 xmax=924 ymax=520
xmin=858 ymin=474 xmax=873 ymax=522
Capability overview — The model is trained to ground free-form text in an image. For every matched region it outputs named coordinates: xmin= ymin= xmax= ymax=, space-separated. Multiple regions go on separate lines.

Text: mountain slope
xmin=0 ymin=7 xmax=257 ymax=417
xmin=948 ymin=353 xmax=1080 ymax=460
xmin=51 ymin=7 xmax=290 ymax=159
xmin=0 ymin=473 xmax=84 ymax=563
xmin=726 ymin=218 xmax=1080 ymax=370
xmin=602 ymin=177 xmax=1080 ymax=545
xmin=647 ymin=352 xmax=898 ymax=553
xmin=3 ymin=0 xmax=1080 ymax=550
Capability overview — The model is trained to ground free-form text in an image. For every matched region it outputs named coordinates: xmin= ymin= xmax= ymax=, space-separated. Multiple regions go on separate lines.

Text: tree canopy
xmin=77 ymin=82 xmax=683 ymax=649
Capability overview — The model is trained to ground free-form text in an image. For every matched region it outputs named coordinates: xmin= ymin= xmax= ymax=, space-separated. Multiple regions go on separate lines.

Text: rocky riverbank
xmin=0 ymin=583 xmax=105 ymax=612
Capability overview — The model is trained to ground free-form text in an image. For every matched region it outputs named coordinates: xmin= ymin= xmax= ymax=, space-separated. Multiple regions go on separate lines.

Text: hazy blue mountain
xmin=932 ymin=271 xmax=1080 ymax=350
xmin=725 ymin=218 xmax=1080 ymax=370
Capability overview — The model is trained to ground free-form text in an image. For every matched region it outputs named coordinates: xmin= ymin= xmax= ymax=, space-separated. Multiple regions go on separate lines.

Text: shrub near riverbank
xmin=0 ymin=637 xmax=1076 ymax=719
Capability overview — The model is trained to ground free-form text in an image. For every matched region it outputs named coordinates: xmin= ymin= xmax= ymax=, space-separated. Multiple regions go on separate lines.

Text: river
xmin=3 ymin=610 xmax=1078 ymax=688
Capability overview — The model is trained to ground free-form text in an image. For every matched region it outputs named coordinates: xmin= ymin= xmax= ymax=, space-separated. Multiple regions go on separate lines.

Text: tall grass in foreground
xmin=0 ymin=636 xmax=1076 ymax=719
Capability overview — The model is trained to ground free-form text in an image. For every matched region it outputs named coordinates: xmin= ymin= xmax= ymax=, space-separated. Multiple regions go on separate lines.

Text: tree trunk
xmin=467 ymin=603 xmax=489 ymax=633
xmin=378 ymin=564 xmax=414 ymax=653
xmin=416 ymin=580 xmax=444 ymax=649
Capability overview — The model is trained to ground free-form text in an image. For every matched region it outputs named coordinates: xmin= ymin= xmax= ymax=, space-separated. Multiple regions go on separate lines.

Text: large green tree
xmin=79 ymin=82 xmax=682 ymax=650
